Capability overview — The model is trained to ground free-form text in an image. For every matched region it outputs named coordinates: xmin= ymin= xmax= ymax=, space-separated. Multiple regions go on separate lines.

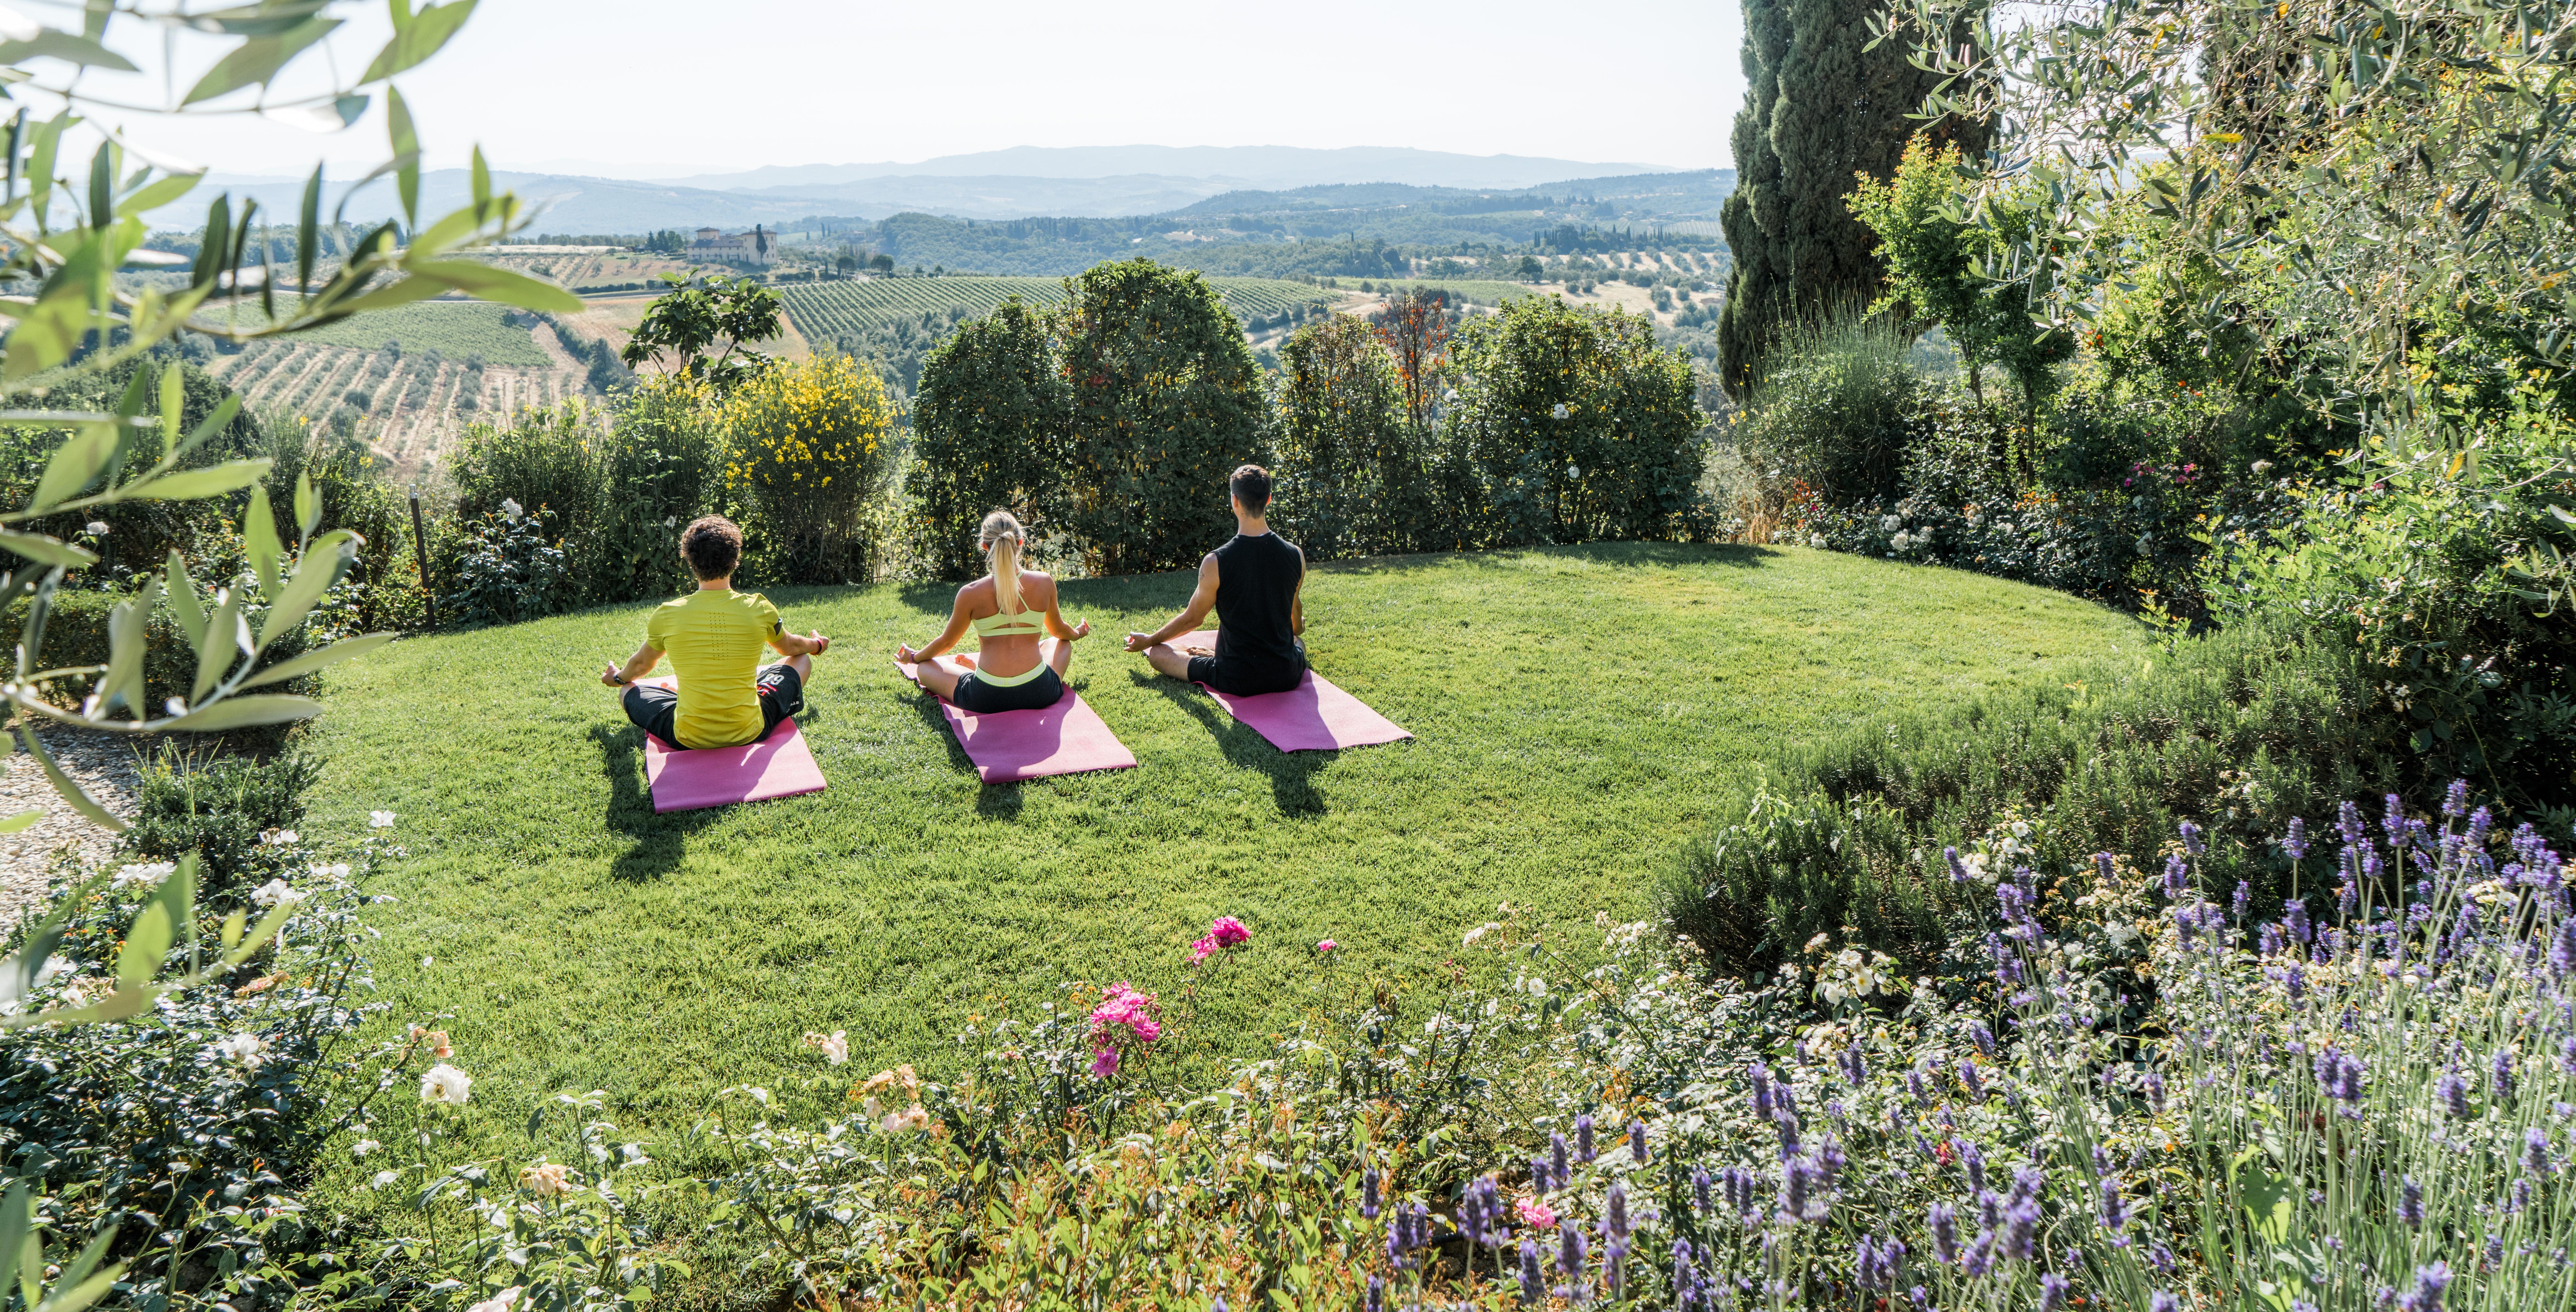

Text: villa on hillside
xmin=688 ymin=226 xmax=777 ymax=266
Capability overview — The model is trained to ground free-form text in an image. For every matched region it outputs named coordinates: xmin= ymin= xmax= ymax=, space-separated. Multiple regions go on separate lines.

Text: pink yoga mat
xmin=895 ymin=662 xmax=1138 ymax=784
xmin=636 ymin=678 xmax=829 ymax=813
xmin=1169 ymin=631 xmax=1412 ymax=753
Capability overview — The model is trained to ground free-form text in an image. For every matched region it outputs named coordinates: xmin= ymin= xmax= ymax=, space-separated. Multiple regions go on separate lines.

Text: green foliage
xmin=1848 ymin=139 xmax=2072 ymax=416
xmin=1733 ymin=312 xmax=1928 ymax=504
xmin=1057 ymin=259 xmax=1275 ymax=574
xmin=1657 ymin=617 xmax=2396 ymax=969
xmin=118 ymin=745 xmax=322 ymax=892
xmin=1441 ymin=295 xmax=1711 ymax=547
xmin=780 ymin=274 xmax=1325 ymax=338
xmin=1717 ymin=0 xmax=1988 ymax=397
xmin=907 ymin=299 xmax=1071 ymax=579
xmin=619 ymin=274 xmax=784 ymax=389
xmin=720 ymin=354 xmax=899 ymax=585
xmin=1271 ymin=314 xmax=1431 ymax=560
xmin=2203 ymin=393 xmax=2576 ymax=814
xmin=446 ymin=502 xmax=575 ymax=628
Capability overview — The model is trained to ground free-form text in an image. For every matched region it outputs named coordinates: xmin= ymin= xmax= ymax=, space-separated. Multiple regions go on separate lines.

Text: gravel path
xmin=0 ymin=726 xmax=143 ymax=933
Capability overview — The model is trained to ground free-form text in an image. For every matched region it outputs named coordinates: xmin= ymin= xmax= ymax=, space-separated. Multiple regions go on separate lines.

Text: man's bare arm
xmin=1126 ymin=555 xmax=1221 ymax=651
xmin=601 ymin=642 xmax=661 ymax=687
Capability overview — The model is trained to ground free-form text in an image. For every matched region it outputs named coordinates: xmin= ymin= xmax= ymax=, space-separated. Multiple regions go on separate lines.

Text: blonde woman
xmin=898 ymin=510 xmax=1090 ymax=711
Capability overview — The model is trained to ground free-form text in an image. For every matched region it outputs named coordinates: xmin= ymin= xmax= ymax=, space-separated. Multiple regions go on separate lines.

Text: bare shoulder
xmin=956 ymin=577 xmax=993 ymax=612
xmin=1026 ymin=571 xmax=1060 ymax=606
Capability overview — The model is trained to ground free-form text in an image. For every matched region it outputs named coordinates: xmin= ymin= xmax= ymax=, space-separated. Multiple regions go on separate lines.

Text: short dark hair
xmin=1229 ymin=464 xmax=1272 ymax=511
xmin=680 ymin=515 xmax=742 ymax=581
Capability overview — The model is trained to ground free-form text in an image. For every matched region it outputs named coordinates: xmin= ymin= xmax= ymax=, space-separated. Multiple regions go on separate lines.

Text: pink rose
xmin=1210 ymin=915 xmax=1250 ymax=947
xmin=1316 ymin=939 xmax=1338 ymax=953
xmin=1188 ymin=936 xmax=1217 ymax=965
xmin=1090 ymin=1047 xmax=1119 ymax=1078
xmin=1514 ymin=1197 xmax=1556 ymax=1229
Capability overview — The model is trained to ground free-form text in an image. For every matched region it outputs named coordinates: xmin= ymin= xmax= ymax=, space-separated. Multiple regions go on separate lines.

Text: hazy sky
xmin=53 ymin=0 xmax=1743 ymax=179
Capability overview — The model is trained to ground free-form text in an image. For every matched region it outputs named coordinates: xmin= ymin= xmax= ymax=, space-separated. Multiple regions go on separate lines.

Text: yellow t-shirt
xmin=645 ymin=589 xmax=784 ymax=749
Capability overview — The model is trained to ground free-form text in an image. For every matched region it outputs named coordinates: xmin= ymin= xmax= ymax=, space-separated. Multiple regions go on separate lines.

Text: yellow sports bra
xmin=971 ymin=606 xmax=1043 ymax=638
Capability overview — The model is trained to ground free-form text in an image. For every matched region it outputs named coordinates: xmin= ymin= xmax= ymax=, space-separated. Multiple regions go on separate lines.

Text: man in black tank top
xmin=1126 ymin=464 xmax=1309 ymax=696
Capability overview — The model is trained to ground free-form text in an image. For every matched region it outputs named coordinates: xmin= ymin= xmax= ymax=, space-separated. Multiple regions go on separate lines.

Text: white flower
xmin=662 ymin=515 xmax=677 ymax=528
xmin=1461 ymin=922 xmax=1501 ymax=947
xmin=369 ymin=811 xmax=397 ymax=829
xmin=250 ymin=879 xmax=303 ymax=909
xmin=420 ymin=1063 xmax=473 ymax=1105
xmin=352 ymin=1138 xmax=381 ymax=1157
xmin=370 ymin=1169 xmax=401 ymax=1190
xmin=518 ymin=1162 xmax=572 ymax=1197
xmin=260 ymin=829 xmax=301 ymax=847
xmin=307 ymin=862 xmax=352 ymax=880
xmin=110 ymin=862 xmax=175 ymax=891
xmin=880 ymin=1105 xmax=931 ymax=1135
xmin=213 ymin=1032 xmax=268 ymax=1069
xmin=466 ymin=1288 xmax=524 ymax=1312
xmin=82 ymin=521 xmax=108 ymax=537
xmin=1524 ymin=976 xmax=1548 ymax=996
xmin=1808 ymin=534 xmax=1826 ymax=548
xmin=2105 ymin=920 xmax=2139 ymax=947
xmin=32 ymin=955 xmax=71 ymax=987
xmin=803 ymin=1029 xmax=849 ymax=1065
xmin=1880 ymin=514 xmax=1903 ymax=533
xmin=1550 ymin=402 xmax=1569 ymax=420
xmin=500 ymin=498 xmax=523 ymax=521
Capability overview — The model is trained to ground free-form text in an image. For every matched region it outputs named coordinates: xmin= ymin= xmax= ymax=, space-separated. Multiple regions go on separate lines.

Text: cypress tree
xmin=1716 ymin=0 xmax=1987 ymax=397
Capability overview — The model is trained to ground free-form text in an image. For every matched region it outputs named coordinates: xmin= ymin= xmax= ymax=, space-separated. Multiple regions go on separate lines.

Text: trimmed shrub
xmin=720 ymin=353 xmax=899 ymax=584
xmin=1059 ymin=259 xmax=1273 ymax=575
xmin=1442 ymin=296 xmax=1712 ymax=547
xmin=1656 ymin=617 xmax=2401 ymax=971
xmin=116 ymin=745 xmax=322 ymax=892
xmin=1271 ymin=315 xmax=1429 ymax=560
xmin=1731 ymin=313 xmax=1927 ymax=505
xmin=908 ymin=299 xmax=1071 ymax=579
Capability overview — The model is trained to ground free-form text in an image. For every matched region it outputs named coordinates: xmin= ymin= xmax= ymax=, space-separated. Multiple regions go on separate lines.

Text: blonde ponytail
xmin=979 ymin=510 xmax=1026 ymax=614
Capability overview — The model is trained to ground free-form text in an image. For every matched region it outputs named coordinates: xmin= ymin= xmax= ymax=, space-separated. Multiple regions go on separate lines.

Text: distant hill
xmin=657 ymin=145 xmax=1686 ymax=192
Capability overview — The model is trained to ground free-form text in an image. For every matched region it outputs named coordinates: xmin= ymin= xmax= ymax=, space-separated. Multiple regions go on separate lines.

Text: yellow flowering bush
xmin=721 ymin=353 xmax=899 ymax=582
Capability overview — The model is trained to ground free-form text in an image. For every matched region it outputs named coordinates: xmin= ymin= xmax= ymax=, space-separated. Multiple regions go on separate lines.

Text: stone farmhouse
xmin=689 ymin=226 xmax=777 ymax=266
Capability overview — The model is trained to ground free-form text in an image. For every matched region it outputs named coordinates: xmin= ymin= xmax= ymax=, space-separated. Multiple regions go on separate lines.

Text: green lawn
xmin=302 ymin=544 xmax=2139 ymax=1157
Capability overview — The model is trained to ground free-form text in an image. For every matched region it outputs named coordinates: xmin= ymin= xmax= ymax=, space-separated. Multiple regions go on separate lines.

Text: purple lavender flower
xmin=1928 ymin=1203 xmax=1959 ymax=1263
xmin=1959 ymin=1139 xmax=1987 ymax=1193
xmin=1367 ymin=1274 xmax=1386 ymax=1312
xmin=2260 ymin=922 xmax=2284 ymax=957
xmin=2148 ymin=1243 xmax=2175 ymax=1274
xmin=1362 ymin=1167 xmax=1382 ymax=1219
xmin=2339 ymin=880 xmax=2358 ymax=920
xmin=2552 ymin=917 xmax=2576 ymax=978
xmin=2284 ymin=816 xmax=2310 ymax=860
xmin=1945 ymin=846 xmax=1970 ymax=882
xmin=1990 ymin=932 xmax=2024 ymax=984
xmin=1968 ymin=1021 xmax=1995 ymax=1058
xmin=1905 ymin=1063 xmax=1928 ymax=1109
xmin=2143 ymin=1069 xmax=2166 ymax=1115
xmin=2337 ymin=800 xmax=2365 ymax=847
xmin=2389 ymin=792 xmax=2414 ymax=838
xmin=1692 ymin=1165 xmax=1711 ymax=1214
xmin=1554 ymin=1222 xmax=1588 ymax=1303
xmin=2284 ymin=898 xmax=2311 ymax=945
xmin=2233 ymin=880 xmax=2252 ymax=921
xmin=2285 ymin=963 xmax=2308 ymax=1003
xmin=1628 ymin=1119 xmax=1650 ymax=1165
xmin=1724 ymin=1165 xmax=1761 ymax=1220
xmin=1575 ymin=1114 xmax=1596 ymax=1164
xmin=1961 ymin=1059 xmax=1988 ymax=1103
xmin=2099 ymin=1176 xmax=2128 ymax=1234
xmin=1604 ymin=1180 xmax=1631 ymax=1240
xmin=2443 ymin=780 xmax=2470 ymax=818
xmin=1672 ymin=1239 xmax=1697 ymax=1309
xmin=1551 ymin=1132 xmax=1570 ymax=1189
xmin=2094 ymin=852 xmax=2117 ymax=883
xmin=2002 ymin=1198 xmax=2040 ymax=1259
xmin=2178 ymin=821 xmax=2204 ymax=856
xmin=2524 ymin=1126 xmax=2554 ymax=1177
xmin=2151 ymin=1293 xmax=2179 ymax=1312
xmin=1838 ymin=1042 xmax=1867 ymax=1086
xmin=1749 ymin=1062 xmax=1776 ymax=1122
xmin=2437 ymin=1070 xmax=2472 ymax=1119
xmin=2495 ymin=1050 xmax=2517 ymax=1102
xmin=2039 ymin=1273 xmax=2069 ymax=1312
xmin=2162 ymin=853 xmax=2190 ymax=901
xmin=2400 ymin=1176 xmax=2422 ymax=1228
xmin=2401 ymin=1260 xmax=2452 ymax=1312
xmin=1516 ymin=1242 xmax=1542 ymax=1306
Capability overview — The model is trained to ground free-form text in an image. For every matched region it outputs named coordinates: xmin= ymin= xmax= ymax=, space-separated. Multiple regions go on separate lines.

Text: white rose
xmin=353 ymin=1139 xmax=380 ymax=1157
xmin=213 ymin=1032 xmax=268 ymax=1069
xmin=370 ymin=811 xmax=398 ymax=829
xmin=420 ymin=1063 xmax=472 ymax=1106
xmin=466 ymin=1288 xmax=524 ymax=1312
xmin=250 ymin=879 xmax=303 ymax=909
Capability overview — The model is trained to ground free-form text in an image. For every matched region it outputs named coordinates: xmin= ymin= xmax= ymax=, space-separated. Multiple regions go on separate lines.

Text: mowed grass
xmin=301 ymin=543 xmax=2139 ymax=1155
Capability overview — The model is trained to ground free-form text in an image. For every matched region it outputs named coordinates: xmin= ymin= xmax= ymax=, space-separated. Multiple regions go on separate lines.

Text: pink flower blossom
xmin=1086 ymin=982 xmax=1160 ymax=1077
xmin=1316 ymin=939 xmax=1338 ymax=953
xmin=1188 ymin=935 xmax=1219 ymax=965
xmin=1515 ymin=1196 xmax=1556 ymax=1229
xmin=1090 ymin=1047 xmax=1119 ymax=1077
xmin=1210 ymin=915 xmax=1250 ymax=947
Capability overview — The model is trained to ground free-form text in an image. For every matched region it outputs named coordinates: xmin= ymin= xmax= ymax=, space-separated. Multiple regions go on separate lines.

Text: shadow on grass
xmin=1130 ymin=671 xmax=1331 ymax=817
xmin=590 ymin=725 xmax=718 ymax=882
xmin=1313 ymin=541 xmax=1784 ymax=578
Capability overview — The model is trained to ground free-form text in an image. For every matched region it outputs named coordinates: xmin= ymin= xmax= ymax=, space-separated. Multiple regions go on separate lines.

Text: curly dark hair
xmin=1229 ymin=464 xmax=1272 ymax=511
xmin=680 ymin=514 xmax=743 ymax=581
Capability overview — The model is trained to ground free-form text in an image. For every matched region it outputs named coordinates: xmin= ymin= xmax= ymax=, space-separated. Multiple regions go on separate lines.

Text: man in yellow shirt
xmin=601 ymin=516 xmax=832 ymax=749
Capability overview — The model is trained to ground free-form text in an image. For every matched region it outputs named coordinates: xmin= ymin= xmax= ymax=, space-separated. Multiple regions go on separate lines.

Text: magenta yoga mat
xmin=895 ymin=661 xmax=1139 ymax=784
xmin=1168 ymin=631 xmax=1412 ymax=753
xmin=636 ymin=679 xmax=828 ymax=813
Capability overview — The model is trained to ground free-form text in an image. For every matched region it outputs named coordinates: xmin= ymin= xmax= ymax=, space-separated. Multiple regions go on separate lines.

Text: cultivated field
xmin=776 ymin=275 xmax=1331 ymax=339
xmin=477 ymin=250 xmax=700 ymax=291
xmin=209 ymin=322 xmax=592 ymax=467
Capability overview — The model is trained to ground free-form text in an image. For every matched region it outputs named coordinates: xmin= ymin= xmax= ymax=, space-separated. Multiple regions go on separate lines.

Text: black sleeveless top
xmin=1212 ymin=532 xmax=1305 ymax=686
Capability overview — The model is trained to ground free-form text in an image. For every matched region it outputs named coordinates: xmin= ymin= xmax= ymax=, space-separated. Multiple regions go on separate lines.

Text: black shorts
xmin=951 ymin=664 xmax=1065 ymax=714
xmin=1187 ymin=641 xmax=1307 ymax=697
xmin=623 ymin=664 xmax=803 ymax=749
